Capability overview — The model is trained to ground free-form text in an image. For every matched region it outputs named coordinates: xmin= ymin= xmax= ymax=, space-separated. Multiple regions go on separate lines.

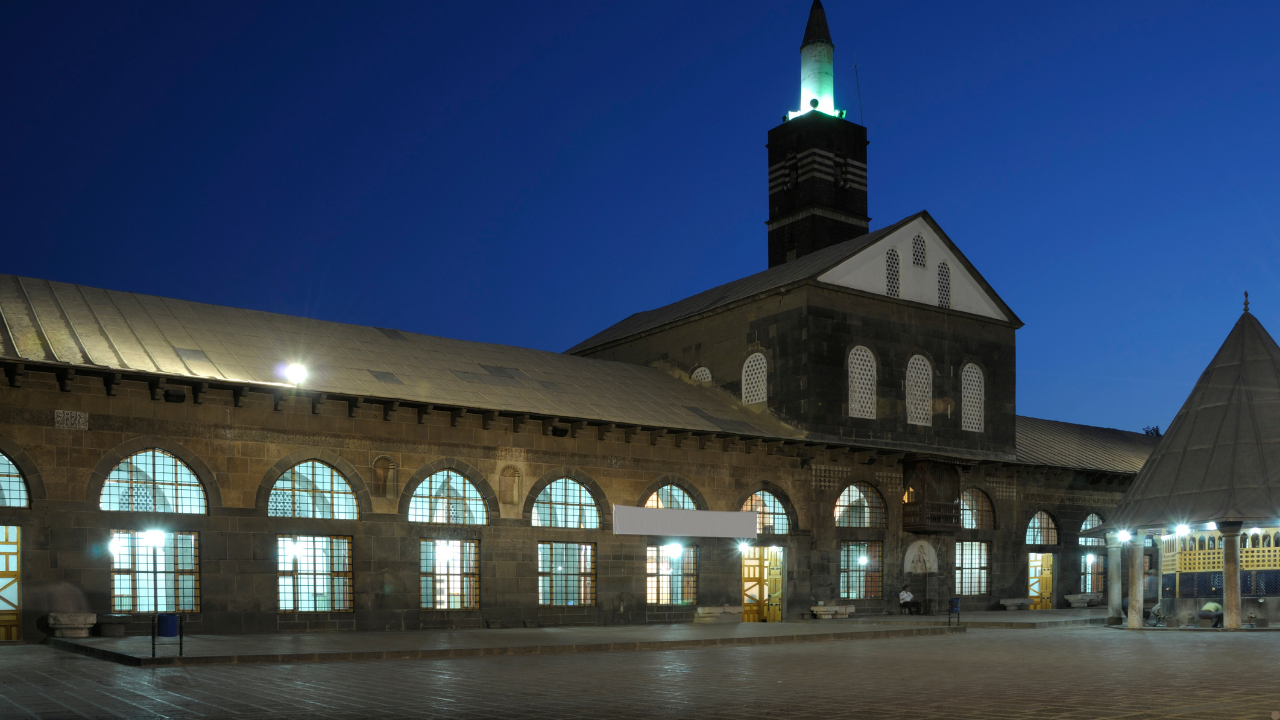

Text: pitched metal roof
xmin=1015 ymin=416 xmax=1158 ymax=474
xmin=1107 ymin=312 xmax=1280 ymax=528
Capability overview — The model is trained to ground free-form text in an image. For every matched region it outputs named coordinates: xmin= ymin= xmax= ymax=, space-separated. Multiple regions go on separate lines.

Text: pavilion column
xmin=1127 ymin=535 xmax=1144 ymax=629
xmin=1106 ymin=532 xmax=1123 ymax=625
xmin=1220 ymin=521 xmax=1243 ymax=629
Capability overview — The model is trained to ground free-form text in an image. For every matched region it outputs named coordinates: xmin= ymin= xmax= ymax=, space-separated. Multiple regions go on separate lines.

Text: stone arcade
xmin=0 ymin=1 xmax=1159 ymax=642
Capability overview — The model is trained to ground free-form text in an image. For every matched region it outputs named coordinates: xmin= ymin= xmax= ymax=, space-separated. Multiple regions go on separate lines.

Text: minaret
xmin=767 ymin=0 xmax=869 ymax=267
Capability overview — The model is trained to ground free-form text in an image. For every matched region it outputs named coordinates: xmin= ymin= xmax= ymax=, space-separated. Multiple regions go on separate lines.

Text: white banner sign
xmin=612 ymin=505 xmax=758 ymax=538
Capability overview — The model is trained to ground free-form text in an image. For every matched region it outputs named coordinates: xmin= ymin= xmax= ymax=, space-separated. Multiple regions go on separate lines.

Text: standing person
xmin=899 ymin=585 xmax=921 ymax=615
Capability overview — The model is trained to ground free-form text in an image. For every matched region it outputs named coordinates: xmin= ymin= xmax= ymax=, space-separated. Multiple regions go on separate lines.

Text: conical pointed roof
xmin=1108 ymin=312 xmax=1280 ymax=530
xmin=801 ymin=0 xmax=833 ymax=47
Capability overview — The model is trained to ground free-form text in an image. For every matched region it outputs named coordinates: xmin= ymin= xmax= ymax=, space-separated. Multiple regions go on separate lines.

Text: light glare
xmin=738 ymin=543 xmax=750 ymax=553
xmin=1175 ymin=525 xmax=1190 ymax=536
xmin=661 ymin=544 xmax=683 ymax=558
xmin=284 ymin=363 xmax=308 ymax=385
xmin=142 ymin=530 xmax=166 ymax=547
xmin=1117 ymin=530 xmax=1132 ymax=543
xmin=858 ymin=555 xmax=868 ymax=566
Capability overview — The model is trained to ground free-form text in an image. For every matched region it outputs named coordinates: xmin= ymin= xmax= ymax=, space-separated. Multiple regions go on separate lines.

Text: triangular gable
xmin=815 ymin=213 xmax=1018 ymax=324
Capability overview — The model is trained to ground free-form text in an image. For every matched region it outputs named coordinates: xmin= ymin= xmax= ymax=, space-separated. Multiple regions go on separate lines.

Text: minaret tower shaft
xmin=767 ymin=0 xmax=869 ymax=268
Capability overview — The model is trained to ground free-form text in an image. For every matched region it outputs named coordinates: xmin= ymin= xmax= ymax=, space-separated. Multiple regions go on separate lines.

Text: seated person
xmin=898 ymin=585 xmax=922 ymax=615
xmin=1199 ymin=601 xmax=1224 ymax=628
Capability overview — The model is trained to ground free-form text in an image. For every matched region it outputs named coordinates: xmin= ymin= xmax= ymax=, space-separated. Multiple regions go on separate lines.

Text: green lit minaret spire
xmin=789 ymin=0 xmax=842 ymax=119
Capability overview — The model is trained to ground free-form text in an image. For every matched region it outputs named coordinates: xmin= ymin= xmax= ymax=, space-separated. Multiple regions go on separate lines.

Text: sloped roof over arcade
xmin=1107 ymin=311 xmax=1280 ymax=529
xmin=1015 ymin=416 xmax=1158 ymax=474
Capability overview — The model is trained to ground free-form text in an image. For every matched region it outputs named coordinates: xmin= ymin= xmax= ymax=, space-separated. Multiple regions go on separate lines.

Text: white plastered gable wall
xmin=815 ymin=217 xmax=1008 ymax=321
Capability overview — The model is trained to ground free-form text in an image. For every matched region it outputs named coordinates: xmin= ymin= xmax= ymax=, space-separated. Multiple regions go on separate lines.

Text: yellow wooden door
xmin=765 ymin=547 xmax=783 ymax=622
xmin=742 ymin=546 xmax=765 ymax=622
xmin=0 ymin=525 xmax=19 ymax=641
xmin=1029 ymin=552 xmax=1053 ymax=610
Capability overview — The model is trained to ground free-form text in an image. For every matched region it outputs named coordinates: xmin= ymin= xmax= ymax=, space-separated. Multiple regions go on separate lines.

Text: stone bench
xmin=47 ymin=613 xmax=96 ymax=638
xmin=809 ymin=604 xmax=856 ymax=619
xmin=694 ymin=606 xmax=744 ymax=624
xmin=999 ymin=598 xmax=1032 ymax=611
xmin=1064 ymin=593 xmax=1102 ymax=608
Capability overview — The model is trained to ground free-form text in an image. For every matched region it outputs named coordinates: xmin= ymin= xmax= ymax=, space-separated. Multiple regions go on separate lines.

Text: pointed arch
xmin=848 ymin=346 xmax=877 ymax=419
xmin=532 ymin=477 xmax=601 ymax=529
xmin=960 ymin=487 xmax=995 ymax=530
xmin=742 ymin=489 xmax=791 ymax=535
xmin=268 ymin=460 xmax=358 ymax=519
xmin=835 ymin=481 xmax=885 ymax=528
xmin=636 ymin=475 xmax=706 ymax=510
xmin=87 ymin=437 xmax=219 ymax=510
xmin=1079 ymin=513 xmax=1105 ymax=546
xmin=398 ymin=457 xmax=498 ymax=519
xmin=100 ymin=449 xmax=207 ymax=514
xmin=0 ymin=451 xmax=29 ymax=508
xmin=1026 ymin=510 xmax=1059 ymax=545
xmin=410 ymin=470 xmax=488 ymax=525
xmin=255 ymin=449 xmax=371 ymax=518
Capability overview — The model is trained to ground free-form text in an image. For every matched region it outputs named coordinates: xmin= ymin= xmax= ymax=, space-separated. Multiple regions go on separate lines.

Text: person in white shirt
xmin=898 ymin=585 xmax=921 ymax=615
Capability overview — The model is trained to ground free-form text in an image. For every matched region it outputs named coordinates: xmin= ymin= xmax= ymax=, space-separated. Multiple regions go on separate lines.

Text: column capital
xmin=1217 ymin=521 xmax=1244 ymax=536
xmin=1105 ymin=532 xmax=1122 ymax=548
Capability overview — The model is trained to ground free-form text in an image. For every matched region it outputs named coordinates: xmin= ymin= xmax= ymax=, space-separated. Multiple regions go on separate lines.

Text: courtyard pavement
xmin=3 ymin=626 xmax=1280 ymax=719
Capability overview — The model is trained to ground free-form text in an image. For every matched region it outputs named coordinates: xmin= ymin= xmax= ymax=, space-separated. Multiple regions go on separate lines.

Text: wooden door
xmin=1029 ymin=552 xmax=1053 ymax=610
xmin=765 ymin=547 xmax=784 ymax=622
xmin=742 ymin=546 xmax=765 ymax=622
xmin=0 ymin=526 xmax=19 ymax=641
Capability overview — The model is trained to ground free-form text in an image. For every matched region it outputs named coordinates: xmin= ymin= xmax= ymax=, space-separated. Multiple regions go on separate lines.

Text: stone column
xmin=1106 ymin=532 xmax=1123 ymax=625
xmin=1220 ymin=521 xmax=1243 ymax=629
xmin=1127 ymin=536 xmax=1145 ymax=629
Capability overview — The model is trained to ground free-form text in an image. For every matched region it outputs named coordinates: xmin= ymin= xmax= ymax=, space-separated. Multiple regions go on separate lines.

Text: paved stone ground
xmin=3 ymin=627 xmax=1280 ymax=719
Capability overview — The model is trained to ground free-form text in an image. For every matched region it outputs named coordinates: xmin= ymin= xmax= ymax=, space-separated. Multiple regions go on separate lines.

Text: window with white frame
xmin=101 ymin=449 xmax=206 ymax=514
xmin=937 ymin=261 xmax=952 ymax=309
xmin=741 ymin=353 xmax=768 ymax=404
xmin=834 ymin=482 xmax=885 ymax=528
xmin=109 ymin=530 xmax=199 ymax=613
xmin=961 ymin=364 xmax=984 ymax=432
xmin=409 ymin=470 xmax=487 ymax=524
xmin=905 ymin=355 xmax=933 ymax=426
xmin=645 ymin=484 xmax=697 ymax=510
xmin=955 ymin=541 xmax=989 ymax=595
xmin=0 ymin=453 xmax=28 ymax=508
xmin=532 ymin=478 xmax=600 ymax=529
xmin=277 ymin=535 xmax=353 ymax=612
xmin=911 ymin=234 xmax=927 ymax=267
xmin=420 ymin=539 xmax=479 ymax=609
xmin=840 ymin=541 xmax=883 ymax=599
xmin=646 ymin=544 xmax=697 ymax=605
xmin=743 ymin=491 xmax=789 ymax=534
xmin=848 ymin=346 xmax=876 ymax=419
xmin=268 ymin=461 xmax=358 ymax=520
xmin=537 ymin=542 xmax=596 ymax=606
xmin=1026 ymin=511 xmax=1059 ymax=545
xmin=691 ymin=367 xmax=712 ymax=383
xmin=1079 ymin=513 xmax=1105 ymax=546
xmin=886 ymin=249 xmax=901 ymax=298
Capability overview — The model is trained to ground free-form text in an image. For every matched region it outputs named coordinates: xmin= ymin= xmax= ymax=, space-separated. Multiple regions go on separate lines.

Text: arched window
xmin=911 ymin=234 xmax=927 ymax=267
xmin=0 ymin=452 xmax=29 ymax=508
xmin=409 ymin=470 xmax=487 ymax=524
xmin=834 ymin=482 xmax=885 ymax=528
xmin=532 ymin=478 xmax=600 ymax=529
xmin=1025 ymin=511 xmax=1059 ymax=545
xmin=848 ymin=346 xmax=877 ymax=419
xmin=1241 ymin=534 xmax=1248 ymax=549
xmin=886 ymin=249 xmax=901 ymax=298
xmin=961 ymin=364 xmax=984 ymax=432
xmin=645 ymin=484 xmax=697 ymax=510
xmin=1252 ymin=533 xmax=1261 ymax=548
xmin=937 ymin=262 xmax=952 ymax=309
xmin=1264 ymin=534 xmax=1272 ymax=548
xmin=268 ymin=460 xmax=358 ymax=519
xmin=1274 ymin=532 xmax=1280 ymax=548
xmin=1078 ymin=513 xmax=1105 ymax=546
xmin=743 ymin=491 xmax=789 ymax=535
xmin=741 ymin=353 xmax=768 ymax=405
xmin=691 ymin=367 xmax=712 ymax=383
xmin=101 ymin=449 xmax=206 ymax=514
xmin=1208 ymin=536 xmax=1216 ymax=550
xmin=1179 ymin=538 xmax=1186 ymax=552
xmin=960 ymin=488 xmax=995 ymax=530
xmin=1199 ymin=536 xmax=1207 ymax=550
xmin=905 ymin=355 xmax=933 ymax=426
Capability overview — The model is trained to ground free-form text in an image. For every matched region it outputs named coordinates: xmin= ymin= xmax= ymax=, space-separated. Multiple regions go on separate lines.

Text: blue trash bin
xmin=157 ymin=613 xmax=179 ymax=637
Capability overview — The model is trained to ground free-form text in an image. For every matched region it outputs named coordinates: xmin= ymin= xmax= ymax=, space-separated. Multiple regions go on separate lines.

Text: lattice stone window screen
xmin=691 ymin=367 xmax=712 ymax=383
xmin=743 ymin=491 xmax=789 ymax=535
xmin=109 ymin=530 xmax=199 ymax=613
xmin=0 ymin=453 xmax=28 ymax=508
xmin=645 ymin=485 xmax=697 ymax=510
xmin=420 ymin=539 xmax=479 ymax=609
xmin=848 ymin=346 xmax=877 ymax=419
xmin=537 ymin=542 xmax=596 ymax=606
xmin=1026 ymin=511 xmax=1059 ymax=545
xmin=532 ymin=478 xmax=600 ymax=528
xmin=961 ymin=363 xmax=984 ymax=432
xmin=956 ymin=541 xmax=989 ymax=595
xmin=835 ymin=482 xmax=886 ymax=528
xmin=905 ymin=355 xmax=933 ymax=426
xmin=646 ymin=545 xmax=698 ymax=606
xmin=840 ymin=541 xmax=883 ymax=599
xmin=101 ymin=449 xmax=206 ymax=514
xmin=937 ymin=261 xmax=952 ymax=309
xmin=277 ymin=535 xmax=353 ymax=612
xmin=911 ymin=234 xmax=927 ymax=267
xmin=268 ymin=461 xmax=358 ymax=520
xmin=1081 ymin=553 xmax=1104 ymax=593
xmin=1079 ymin=513 xmax=1106 ymax=546
xmin=959 ymin=487 xmax=995 ymax=530
xmin=409 ymin=470 xmax=487 ymax=524
xmin=886 ymin=249 xmax=901 ymax=298
xmin=741 ymin=353 xmax=768 ymax=404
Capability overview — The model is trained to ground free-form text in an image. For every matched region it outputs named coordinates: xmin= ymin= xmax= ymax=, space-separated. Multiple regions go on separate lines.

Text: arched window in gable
xmin=532 ymin=478 xmax=600 ymax=529
xmin=886 ymin=249 xmax=901 ymax=298
xmin=961 ymin=364 xmax=984 ymax=432
xmin=409 ymin=469 xmax=487 ymax=524
xmin=645 ymin=484 xmax=697 ymax=510
xmin=905 ymin=355 xmax=933 ymax=426
xmin=101 ymin=449 xmax=206 ymax=514
xmin=742 ymin=353 xmax=768 ymax=405
xmin=835 ymin=482 xmax=885 ymax=528
xmin=1079 ymin=513 xmax=1105 ymax=546
xmin=0 ymin=452 xmax=29 ymax=508
xmin=691 ymin=367 xmax=712 ymax=383
xmin=743 ymin=491 xmax=789 ymax=534
xmin=848 ymin=346 xmax=876 ymax=419
xmin=937 ymin=261 xmax=952 ymax=309
xmin=960 ymin=488 xmax=995 ymax=530
xmin=911 ymin=234 xmax=927 ymax=267
xmin=1026 ymin=511 xmax=1059 ymax=545
xmin=268 ymin=460 xmax=358 ymax=519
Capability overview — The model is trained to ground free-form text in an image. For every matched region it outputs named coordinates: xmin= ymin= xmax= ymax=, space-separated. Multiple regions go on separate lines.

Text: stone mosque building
xmin=0 ymin=1 xmax=1162 ymax=641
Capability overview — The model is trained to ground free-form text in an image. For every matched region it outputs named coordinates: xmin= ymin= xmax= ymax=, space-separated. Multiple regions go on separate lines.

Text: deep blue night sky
xmin=2 ymin=1 xmax=1277 ymax=434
